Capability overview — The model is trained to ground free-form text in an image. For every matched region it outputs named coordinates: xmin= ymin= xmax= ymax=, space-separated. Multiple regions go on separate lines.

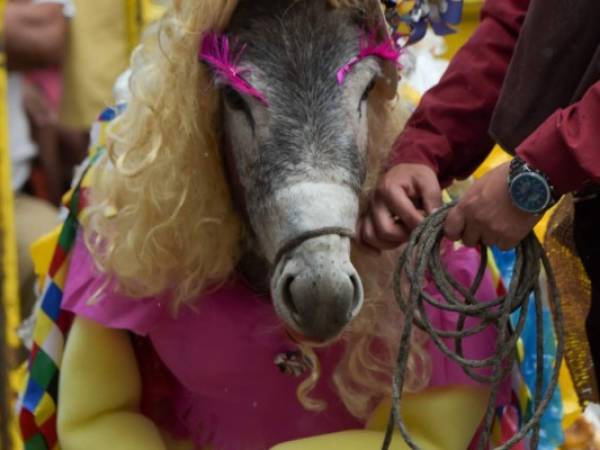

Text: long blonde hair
xmin=84 ymin=0 xmax=430 ymax=421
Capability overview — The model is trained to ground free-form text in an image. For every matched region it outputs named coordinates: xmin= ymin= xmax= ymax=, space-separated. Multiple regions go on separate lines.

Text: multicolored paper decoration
xmin=17 ymin=108 xmax=114 ymax=450
xmin=381 ymin=0 xmax=463 ymax=44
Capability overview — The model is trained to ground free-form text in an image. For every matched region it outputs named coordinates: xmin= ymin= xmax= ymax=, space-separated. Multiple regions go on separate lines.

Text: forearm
xmin=4 ymin=3 xmax=67 ymax=70
xmin=517 ymin=80 xmax=600 ymax=194
xmin=58 ymin=317 xmax=166 ymax=450
xmin=390 ymin=0 xmax=529 ymax=186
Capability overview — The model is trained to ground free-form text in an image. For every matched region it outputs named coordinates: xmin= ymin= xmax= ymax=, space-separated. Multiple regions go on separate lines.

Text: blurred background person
xmin=9 ymin=0 xmax=166 ymax=322
xmin=6 ymin=0 xmax=73 ymax=317
xmin=2 ymin=2 xmax=166 ymax=448
xmin=1 ymin=2 xmax=71 ymax=447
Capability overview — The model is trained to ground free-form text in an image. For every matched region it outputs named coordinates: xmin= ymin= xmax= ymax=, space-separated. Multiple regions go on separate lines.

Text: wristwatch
xmin=507 ymin=157 xmax=557 ymax=214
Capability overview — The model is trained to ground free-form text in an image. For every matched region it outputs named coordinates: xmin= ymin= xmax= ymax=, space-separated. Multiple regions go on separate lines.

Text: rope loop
xmin=382 ymin=203 xmax=564 ymax=450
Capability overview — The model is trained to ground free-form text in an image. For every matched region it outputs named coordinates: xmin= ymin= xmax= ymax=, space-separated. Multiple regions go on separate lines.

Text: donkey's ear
xmin=360 ymin=0 xmax=391 ymax=41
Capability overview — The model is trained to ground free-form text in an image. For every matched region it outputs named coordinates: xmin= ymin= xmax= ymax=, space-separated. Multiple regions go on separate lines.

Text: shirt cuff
xmin=516 ymin=110 xmax=590 ymax=195
xmin=387 ymin=143 xmax=439 ymax=172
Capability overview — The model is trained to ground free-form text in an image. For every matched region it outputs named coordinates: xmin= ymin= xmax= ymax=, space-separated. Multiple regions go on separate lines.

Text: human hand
xmin=444 ymin=162 xmax=540 ymax=250
xmin=359 ymin=163 xmax=442 ymax=250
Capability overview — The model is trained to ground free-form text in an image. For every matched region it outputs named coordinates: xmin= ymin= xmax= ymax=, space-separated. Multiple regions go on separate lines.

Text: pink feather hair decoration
xmin=336 ymin=32 xmax=402 ymax=85
xmin=199 ymin=32 xmax=269 ymax=106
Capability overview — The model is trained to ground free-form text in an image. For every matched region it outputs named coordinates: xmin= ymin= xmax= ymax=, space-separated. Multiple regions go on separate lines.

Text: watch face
xmin=510 ymin=172 xmax=551 ymax=214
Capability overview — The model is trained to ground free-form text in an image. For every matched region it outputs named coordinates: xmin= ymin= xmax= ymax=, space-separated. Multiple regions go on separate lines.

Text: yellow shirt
xmin=59 ymin=0 xmax=165 ymax=129
xmin=59 ymin=0 xmax=129 ymax=129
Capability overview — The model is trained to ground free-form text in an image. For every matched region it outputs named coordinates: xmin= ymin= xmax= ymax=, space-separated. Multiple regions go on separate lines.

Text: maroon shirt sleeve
xmin=517 ymin=80 xmax=600 ymax=195
xmin=389 ymin=0 xmax=530 ymax=186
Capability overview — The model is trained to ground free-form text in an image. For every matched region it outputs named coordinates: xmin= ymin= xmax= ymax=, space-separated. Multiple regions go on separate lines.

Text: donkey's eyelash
xmin=199 ymin=32 xmax=269 ymax=106
xmin=223 ymin=86 xmax=247 ymax=111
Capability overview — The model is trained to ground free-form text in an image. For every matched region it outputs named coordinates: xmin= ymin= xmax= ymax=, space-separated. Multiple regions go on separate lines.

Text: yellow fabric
xmin=60 ymin=0 xmax=129 ymax=129
xmin=30 ymin=225 xmax=62 ymax=288
xmin=58 ymin=316 xmax=169 ymax=450
xmin=398 ymin=82 xmax=422 ymax=107
xmin=125 ymin=0 xmax=167 ymax=54
xmin=560 ymin=361 xmax=582 ymax=431
xmin=272 ymin=386 xmax=489 ymax=450
xmin=472 ymin=146 xmax=511 ymax=179
xmin=60 ymin=0 xmax=166 ymax=130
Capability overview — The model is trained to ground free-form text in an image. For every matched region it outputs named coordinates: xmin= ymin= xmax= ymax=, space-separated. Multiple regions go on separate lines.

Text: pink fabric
xmin=26 ymin=69 xmax=62 ymax=111
xmin=62 ymin=234 xmax=507 ymax=449
xmin=62 ymin=237 xmax=169 ymax=336
xmin=424 ymin=242 xmax=507 ymax=400
xmin=62 ymin=235 xmax=360 ymax=450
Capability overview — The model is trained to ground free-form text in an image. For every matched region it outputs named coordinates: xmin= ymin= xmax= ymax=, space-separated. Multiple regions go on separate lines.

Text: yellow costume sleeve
xmin=58 ymin=316 xmax=167 ymax=450
xmin=271 ymin=386 xmax=489 ymax=450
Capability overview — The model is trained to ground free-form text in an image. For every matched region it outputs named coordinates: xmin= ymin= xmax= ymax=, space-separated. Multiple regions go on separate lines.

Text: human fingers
xmin=379 ymin=186 xmax=424 ymax=231
xmin=358 ymin=215 xmax=389 ymax=252
xmin=415 ymin=174 xmax=443 ymax=214
xmin=483 ymin=232 xmax=518 ymax=251
xmin=444 ymin=205 xmax=466 ymax=242
xmin=461 ymin=222 xmax=481 ymax=248
xmin=355 ymin=217 xmax=380 ymax=254
xmin=371 ymin=197 xmax=409 ymax=246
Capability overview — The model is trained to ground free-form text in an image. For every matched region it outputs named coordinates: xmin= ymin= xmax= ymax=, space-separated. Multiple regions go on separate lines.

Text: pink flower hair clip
xmin=336 ymin=32 xmax=402 ymax=85
xmin=199 ymin=32 xmax=269 ymax=106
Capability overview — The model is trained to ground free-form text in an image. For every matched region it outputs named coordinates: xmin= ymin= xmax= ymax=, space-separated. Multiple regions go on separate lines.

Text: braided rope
xmin=382 ymin=203 xmax=565 ymax=450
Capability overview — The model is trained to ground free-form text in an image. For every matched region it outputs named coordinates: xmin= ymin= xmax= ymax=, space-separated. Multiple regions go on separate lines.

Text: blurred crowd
xmin=6 ymin=0 xmax=158 ymax=319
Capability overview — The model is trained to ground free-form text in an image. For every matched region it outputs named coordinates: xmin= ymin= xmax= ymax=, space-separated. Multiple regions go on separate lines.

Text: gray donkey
xmin=219 ymin=0 xmax=399 ymax=343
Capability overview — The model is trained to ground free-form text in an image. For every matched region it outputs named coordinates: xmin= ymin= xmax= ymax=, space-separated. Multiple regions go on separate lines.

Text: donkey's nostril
xmin=282 ymin=274 xmax=301 ymax=324
xmin=348 ymin=273 xmax=364 ymax=318
xmin=273 ymin=249 xmax=364 ymax=342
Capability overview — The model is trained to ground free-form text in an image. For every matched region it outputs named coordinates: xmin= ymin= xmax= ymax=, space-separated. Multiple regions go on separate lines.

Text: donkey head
xmin=210 ymin=0 xmax=397 ymax=342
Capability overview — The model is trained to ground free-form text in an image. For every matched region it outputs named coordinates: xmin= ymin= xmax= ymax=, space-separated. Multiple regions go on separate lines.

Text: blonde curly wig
xmin=84 ymin=0 xmax=431 ymax=421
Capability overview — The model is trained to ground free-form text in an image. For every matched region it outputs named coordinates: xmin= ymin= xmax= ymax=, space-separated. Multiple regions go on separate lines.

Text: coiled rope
xmin=382 ymin=203 xmax=565 ymax=450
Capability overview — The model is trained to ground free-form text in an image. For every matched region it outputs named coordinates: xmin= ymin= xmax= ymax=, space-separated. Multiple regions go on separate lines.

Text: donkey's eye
xmin=223 ymin=86 xmax=255 ymax=130
xmin=223 ymin=86 xmax=247 ymax=111
xmin=360 ymin=79 xmax=376 ymax=103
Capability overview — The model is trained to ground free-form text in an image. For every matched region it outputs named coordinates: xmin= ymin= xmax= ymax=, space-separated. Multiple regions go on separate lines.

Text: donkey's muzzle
xmin=272 ymin=235 xmax=364 ymax=343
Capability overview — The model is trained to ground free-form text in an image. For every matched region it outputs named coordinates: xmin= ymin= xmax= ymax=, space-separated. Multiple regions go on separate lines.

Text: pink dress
xmin=62 ymin=234 xmax=507 ymax=450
